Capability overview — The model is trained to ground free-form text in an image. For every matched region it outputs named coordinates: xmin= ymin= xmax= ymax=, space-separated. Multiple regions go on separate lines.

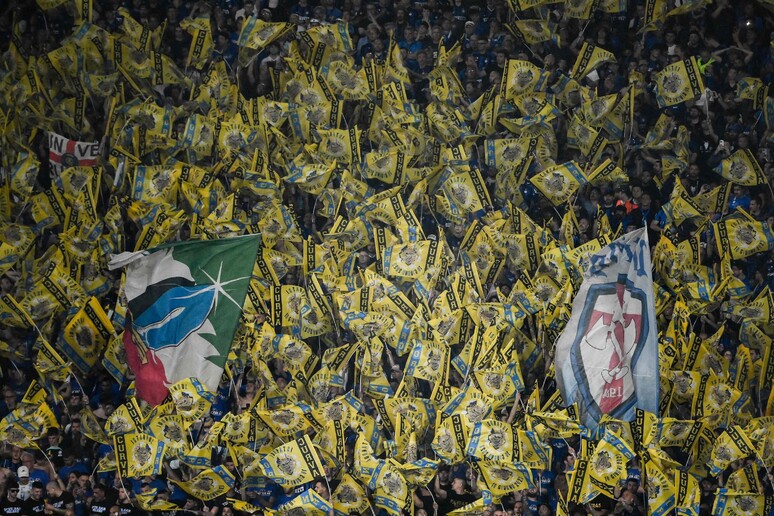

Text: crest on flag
xmin=555 ymin=229 xmax=659 ymax=430
xmin=48 ymin=131 xmax=100 ymax=174
xmin=570 ymin=275 xmax=650 ymax=417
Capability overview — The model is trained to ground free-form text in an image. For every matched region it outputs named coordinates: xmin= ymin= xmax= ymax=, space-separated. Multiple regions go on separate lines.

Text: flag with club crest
xmin=109 ymin=235 xmax=262 ymax=405
xmin=555 ymin=228 xmax=659 ymax=430
xmin=47 ymin=131 xmax=100 ymax=175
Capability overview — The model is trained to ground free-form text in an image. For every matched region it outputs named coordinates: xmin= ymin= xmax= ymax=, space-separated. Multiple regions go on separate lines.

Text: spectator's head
xmin=2 ymin=389 xmax=16 ymax=408
xmin=47 ymin=428 xmax=60 ymax=446
xmin=731 ymin=261 xmax=747 ymax=279
xmin=749 ymin=197 xmax=761 ymax=214
xmin=0 ymin=275 xmax=13 ymax=293
xmin=5 ymin=480 xmax=19 ymax=500
xmin=47 ymin=481 xmax=62 ymax=497
xmin=93 ymin=483 xmax=106 ymax=500
xmin=184 ymin=497 xmax=202 ymax=510
xmin=615 ymin=185 xmax=631 ymax=201
xmin=17 ymin=466 xmax=29 ymax=484
xmin=314 ymin=478 xmax=330 ymax=499
xmin=451 ymin=475 xmax=467 ymax=493
xmin=217 ymin=31 xmax=230 ymax=49
xmin=31 ymin=481 xmax=43 ymax=500
xmin=70 ymin=417 xmax=81 ymax=433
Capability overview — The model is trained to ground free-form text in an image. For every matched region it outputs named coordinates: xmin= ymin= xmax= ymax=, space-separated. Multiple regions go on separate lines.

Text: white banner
xmin=555 ymin=228 xmax=659 ymax=430
xmin=47 ymin=131 xmax=99 ymax=174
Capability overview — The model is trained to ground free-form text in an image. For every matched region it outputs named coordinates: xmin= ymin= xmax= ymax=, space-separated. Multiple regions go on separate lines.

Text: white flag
xmin=555 ymin=228 xmax=659 ymax=430
xmin=47 ymin=131 xmax=100 ymax=174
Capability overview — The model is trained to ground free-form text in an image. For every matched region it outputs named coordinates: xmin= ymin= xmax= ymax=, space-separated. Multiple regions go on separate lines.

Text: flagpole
xmin=33 ymin=442 xmax=62 ymax=484
xmin=426 ymin=488 xmax=439 ymax=516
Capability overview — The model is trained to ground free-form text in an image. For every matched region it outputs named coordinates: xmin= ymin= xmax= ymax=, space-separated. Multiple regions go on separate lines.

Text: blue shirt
xmin=729 ymin=195 xmax=751 ymax=212
xmin=273 ymin=482 xmax=312 ymax=509
xmin=59 ymin=463 xmax=89 ymax=481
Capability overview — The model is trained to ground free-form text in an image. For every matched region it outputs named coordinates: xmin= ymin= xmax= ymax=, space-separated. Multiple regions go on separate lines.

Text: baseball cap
xmin=17 ymin=466 xmax=29 ymax=478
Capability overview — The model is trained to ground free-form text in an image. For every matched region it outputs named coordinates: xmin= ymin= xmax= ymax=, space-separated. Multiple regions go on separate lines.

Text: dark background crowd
xmin=1 ymin=0 xmax=774 ymax=515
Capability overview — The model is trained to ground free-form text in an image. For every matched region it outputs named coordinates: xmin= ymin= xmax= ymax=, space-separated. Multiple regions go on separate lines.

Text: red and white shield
xmin=577 ymin=282 xmax=644 ymax=415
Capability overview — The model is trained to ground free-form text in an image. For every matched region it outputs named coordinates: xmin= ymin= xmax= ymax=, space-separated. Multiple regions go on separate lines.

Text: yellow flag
xmin=509 ymin=20 xmax=560 ymax=45
xmin=715 ymin=149 xmax=767 ymax=186
xmin=276 ymin=487 xmax=334 ymax=515
xmin=226 ymin=498 xmax=261 ymax=514
xmin=105 ymin=398 xmax=144 ymax=436
xmin=384 ymin=34 xmax=410 ymax=85
xmin=60 ymin=296 xmax=114 ymax=373
xmin=147 ymin=413 xmax=188 ymax=457
xmin=641 ymin=0 xmax=668 ymax=32
xmin=566 ymin=0 xmax=596 ymax=19
xmin=642 ymin=459 xmax=676 ymax=515
xmin=467 ymin=419 xmax=516 ymax=462
xmin=714 ymin=213 xmax=774 ymax=260
xmin=500 ymin=59 xmax=549 ymax=99
xmin=432 ymin=414 xmax=469 ymax=463
xmin=9 ymin=153 xmax=40 ymax=201
xmin=168 ymin=377 xmax=214 ymax=421
xmin=114 ymin=433 xmax=165 ymax=477
xmin=270 ymin=285 xmax=309 ymax=327
xmin=332 ymin=473 xmax=370 ymax=515
xmin=674 ymin=469 xmax=701 ymax=515
xmin=477 ymin=460 xmax=532 ymax=497
xmin=529 ymin=161 xmax=585 ymax=206
xmin=362 ymin=149 xmax=407 ymax=184
xmin=708 ymin=426 xmax=756 ymax=475
xmin=655 ymin=57 xmax=705 ymax=107
xmin=180 ymin=443 xmax=212 ymax=469
xmin=712 ymin=490 xmax=767 ymax=515
xmin=737 ymin=77 xmax=764 ymax=102
xmin=135 ymin=488 xmax=179 ymax=511
xmin=175 ymin=465 xmax=235 ymax=501
xmin=326 ymin=60 xmax=371 ymax=100
xmin=20 ymin=380 xmax=46 ymax=406
xmin=237 ymin=17 xmax=293 ymax=50
xmin=256 ymin=402 xmax=314 ymax=437
xmin=372 ymin=460 xmax=411 ymax=515
xmin=259 ymin=435 xmax=325 ymax=487
xmin=180 ymin=16 xmax=213 ymax=69
xmin=731 ymin=289 xmax=773 ymax=324
xmin=587 ymin=432 xmax=635 ymax=498
xmin=570 ymin=43 xmax=615 ymax=79
xmin=383 ymin=240 xmax=437 ymax=280
xmin=567 ymin=458 xmax=598 ymax=504
xmin=726 ymin=462 xmax=762 ymax=493
xmin=0 ymin=293 xmax=34 ymax=328
xmin=404 ymin=339 xmax=447 ymax=383
xmin=101 ymin=335 xmax=129 ymax=386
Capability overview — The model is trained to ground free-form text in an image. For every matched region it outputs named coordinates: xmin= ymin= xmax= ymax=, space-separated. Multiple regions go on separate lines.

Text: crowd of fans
xmin=1 ymin=0 xmax=774 ymax=514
